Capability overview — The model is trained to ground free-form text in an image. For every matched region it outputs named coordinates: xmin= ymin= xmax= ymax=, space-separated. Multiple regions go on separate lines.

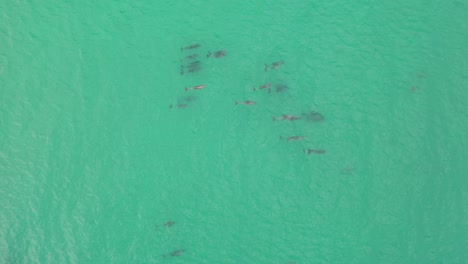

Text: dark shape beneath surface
xmin=302 ymin=111 xmax=324 ymax=122
xmin=180 ymin=95 xmax=197 ymax=103
xmin=164 ymin=221 xmax=175 ymax=227
xmin=235 ymin=100 xmax=256 ymax=105
xmin=182 ymin=53 xmax=198 ymax=60
xmin=272 ymin=84 xmax=288 ymax=93
xmin=171 ymin=249 xmax=185 ymax=257
xmin=181 ymin=66 xmax=202 ymax=75
xmin=169 ymin=103 xmax=188 ymax=109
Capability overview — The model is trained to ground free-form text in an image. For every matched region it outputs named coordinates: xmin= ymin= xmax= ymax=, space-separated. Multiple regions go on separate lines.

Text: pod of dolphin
xmin=173 ymin=43 xmax=326 ymax=156
xmin=165 ymin=44 xmax=324 ymax=262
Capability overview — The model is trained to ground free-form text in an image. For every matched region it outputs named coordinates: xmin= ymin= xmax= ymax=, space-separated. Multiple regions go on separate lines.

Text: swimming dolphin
xmin=180 ymin=62 xmax=201 ymax=71
xmin=187 ymin=60 xmax=201 ymax=65
xmin=181 ymin=43 xmax=201 ymax=51
xmin=272 ymin=115 xmax=301 ymax=121
xmin=188 ymin=66 xmax=202 ymax=72
xmin=169 ymin=103 xmax=188 ymax=109
xmin=185 ymin=84 xmax=206 ymax=91
xmin=155 ymin=220 xmax=177 ymax=228
xmin=280 ymin=136 xmax=306 ymax=142
xmin=265 ymin=60 xmax=284 ymax=71
xmin=181 ymin=66 xmax=202 ymax=75
xmin=181 ymin=61 xmax=201 ymax=67
xmin=181 ymin=54 xmax=198 ymax=60
xmin=235 ymin=100 xmax=256 ymax=105
xmin=304 ymin=149 xmax=326 ymax=155
xmin=207 ymin=50 xmax=227 ymax=58
xmin=253 ymin=83 xmax=272 ymax=91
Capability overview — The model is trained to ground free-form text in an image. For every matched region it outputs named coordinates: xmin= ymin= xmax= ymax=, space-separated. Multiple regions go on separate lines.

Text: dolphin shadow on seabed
xmin=155 ymin=220 xmax=176 ymax=228
xmin=268 ymin=84 xmax=289 ymax=93
xmin=162 ymin=249 xmax=185 ymax=259
xmin=302 ymin=111 xmax=324 ymax=122
xmin=179 ymin=95 xmax=197 ymax=103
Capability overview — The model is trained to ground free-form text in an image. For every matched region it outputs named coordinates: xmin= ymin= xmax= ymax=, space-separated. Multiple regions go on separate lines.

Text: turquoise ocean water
xmin=1 ymin=1 xmax=467 ymax=263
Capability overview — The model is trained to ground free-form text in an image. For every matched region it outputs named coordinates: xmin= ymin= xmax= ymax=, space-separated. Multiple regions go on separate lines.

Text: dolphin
xmin=181 ymin=61 xmax=201 ymax=67
xmin=181 ymin=66 xmax=202 ymax=75
xmin=265 ymin=60 xmax=284 ymax=71
xmin=207 ymin=50 xmax=227 ymax=58
xmin=181 ymin=43 xmax=201 ymax=51
xmin=169 ymin=103 xmax=188 ymax=109
xmin=235 ymin=100 xmax=256 ymax=105
xmin=280 ymin=136 xmax=306 ymax=142
xmin=304 ymin=149 xmax=326 ymax=155
xmin=180 ymin=63 xmax=201 ymax=71
xmin=185 ymin=84 xmax=206 ymax=91
xmin=181 ymin=53 xmax=198 ymax=60
xmin=273 ymin=115 xmax=301 ymax=121
xmin=253 ymin=83 xmax=272 ymax=91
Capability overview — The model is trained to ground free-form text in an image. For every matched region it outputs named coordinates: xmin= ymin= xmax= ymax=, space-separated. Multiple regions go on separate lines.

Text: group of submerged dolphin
xmin=155 ymin=220 xmax=185 ymax=259
xmin=157 ymin=220 xmax=297 ymax=262
xmin=174 ymin=43 xmax=326 ymax=155
xmin=179 ymin=43 xmax=227 ymax=76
